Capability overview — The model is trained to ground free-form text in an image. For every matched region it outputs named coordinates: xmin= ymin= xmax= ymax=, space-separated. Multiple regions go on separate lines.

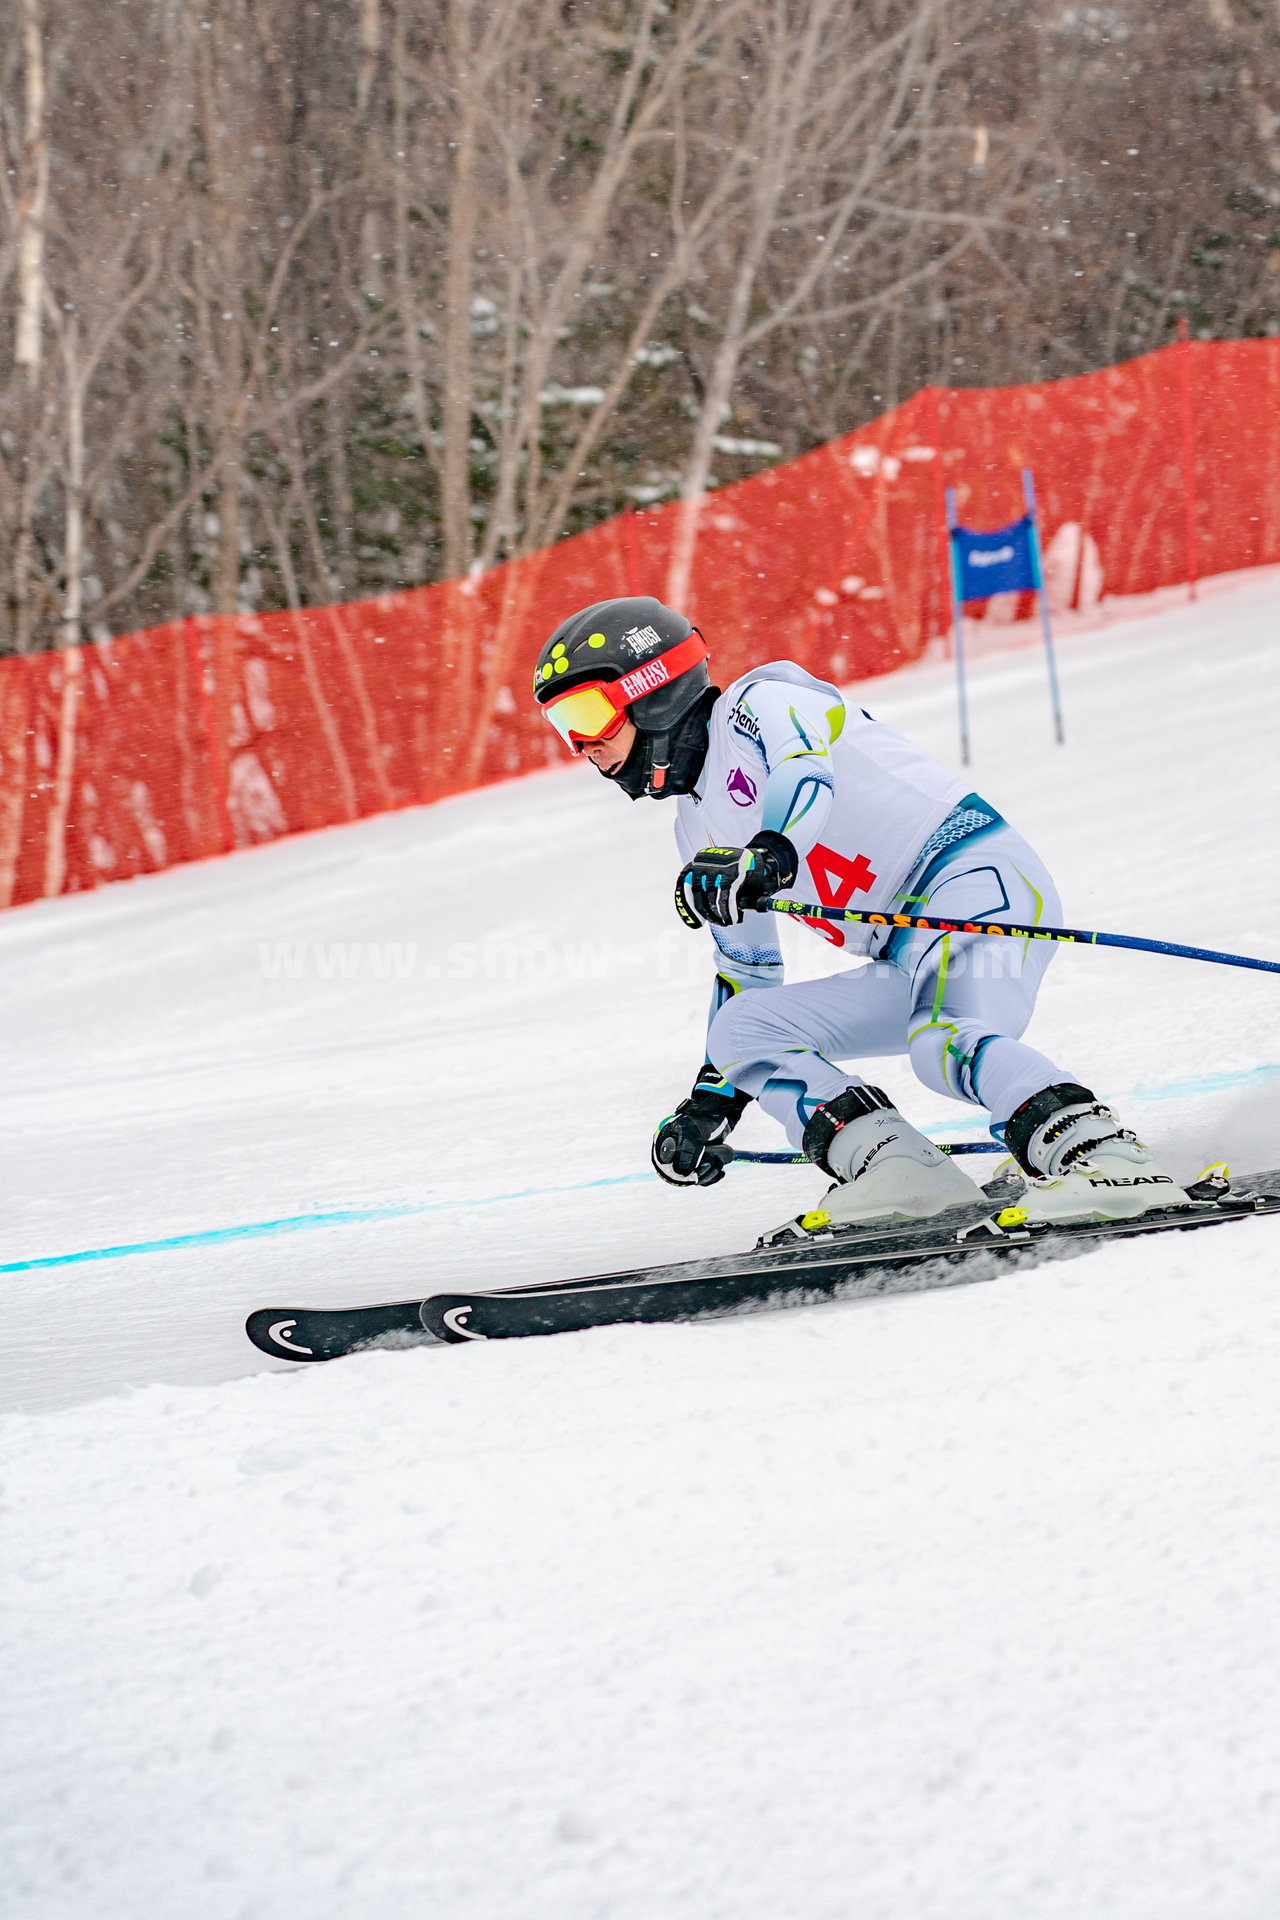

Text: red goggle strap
xmin=612 ymin=629 xmax=708 ymax=707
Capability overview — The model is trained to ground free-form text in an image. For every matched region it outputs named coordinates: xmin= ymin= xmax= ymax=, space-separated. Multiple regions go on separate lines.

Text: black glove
xmin=652 ymin=1076 xmax=752 ymax=1188
xmin=674 ymin=831 xmax=798 ymax=929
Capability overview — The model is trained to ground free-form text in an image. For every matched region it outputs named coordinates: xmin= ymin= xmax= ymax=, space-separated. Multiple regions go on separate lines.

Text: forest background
xmin=2 ymin=0 xmax=1279 ymax=657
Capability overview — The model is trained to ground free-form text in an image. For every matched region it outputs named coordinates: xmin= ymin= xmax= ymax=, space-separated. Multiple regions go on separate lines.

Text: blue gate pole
xmin=944 ymin=487 xmax=971 ymax=766
xmin=1022 ymin=467 xmax=1065 ymax=747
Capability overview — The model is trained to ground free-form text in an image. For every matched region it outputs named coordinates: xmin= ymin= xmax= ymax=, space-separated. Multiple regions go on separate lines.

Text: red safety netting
xmin=3 ymin=336 xmax=1277 ymax=908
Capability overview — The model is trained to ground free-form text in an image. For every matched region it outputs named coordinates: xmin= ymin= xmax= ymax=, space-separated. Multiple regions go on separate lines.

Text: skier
xmin=533 ymin=596 xmax=1190 ymax=1235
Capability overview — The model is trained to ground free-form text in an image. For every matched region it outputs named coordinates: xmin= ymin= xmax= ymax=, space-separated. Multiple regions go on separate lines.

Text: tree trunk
xmin=9 ymin=463 xmax=40 ymax=654
xmin=666 ymin=211 xmax=778 ymax=610
xmin=61 ymin=314 xmax=84 ymax=650
xmin=0 ymin=669 xmax=31 ymax=905
xmin=325 ymin=385 xmax=356 ymax=591
xmin=9 ymin=0 xmax=48 ymax=652
xmin=42 ymin=647 xmax=82 ymax=897
xmin=16 ymin=0 xmax=47 ymax=383
xmin=440 ymin=1 xmax=479 ymax=583
xmin=357 ymin=0 xmax=381 ymax=115
xmin=212 ymin=442 xmax=242 ymax=617
xmin=389 ymin=4 xmax=437 ymax=480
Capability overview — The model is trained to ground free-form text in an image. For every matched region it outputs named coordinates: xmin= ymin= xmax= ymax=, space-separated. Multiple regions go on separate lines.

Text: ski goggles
xmin=540 ymin=631 xmax=709 ymax=751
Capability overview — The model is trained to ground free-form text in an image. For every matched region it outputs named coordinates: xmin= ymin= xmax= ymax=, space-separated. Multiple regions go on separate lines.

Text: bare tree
xmin=4 ymin=0 xmax=50 ymax=652
xmin=665 ymin=0 xmax=1045 ymax=604
xmin=387 ymin=0 xmax=731 ymax=578
xmin=0 ymin=0 xmax=1276 ymax=659
xmin=14 ymin=0 xmax=45 ymax=382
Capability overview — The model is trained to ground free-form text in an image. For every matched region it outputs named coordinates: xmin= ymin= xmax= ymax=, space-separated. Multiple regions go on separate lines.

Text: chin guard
xmin=598 ymin=689 xmax=719 ymax=801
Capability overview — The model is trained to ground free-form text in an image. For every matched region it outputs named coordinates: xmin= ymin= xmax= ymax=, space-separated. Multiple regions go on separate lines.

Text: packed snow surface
xmin=4 ymin=570 xmax=1280 ymax=1918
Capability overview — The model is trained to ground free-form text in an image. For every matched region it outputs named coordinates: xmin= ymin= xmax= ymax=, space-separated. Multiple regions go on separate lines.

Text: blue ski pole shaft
xmin=761 ymin=899 xmax=1280 ymax=977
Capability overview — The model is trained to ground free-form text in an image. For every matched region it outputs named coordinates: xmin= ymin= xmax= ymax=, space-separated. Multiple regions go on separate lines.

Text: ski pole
xmin=761 ymin=900 xmax=1280 ymax=977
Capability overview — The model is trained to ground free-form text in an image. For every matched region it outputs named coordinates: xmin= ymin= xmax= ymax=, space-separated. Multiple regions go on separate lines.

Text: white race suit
xmin=674 ymin=662 xmax=1078 ymax=1146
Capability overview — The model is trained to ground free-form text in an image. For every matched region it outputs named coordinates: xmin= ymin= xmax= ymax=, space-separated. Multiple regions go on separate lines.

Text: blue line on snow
xmin=9 ymin=1063 xmax=1279 ymax=1276
xmin=0 ymin=1175 xmax=649 ymax=1276
xmin=1123 ymin=1063 xmax=1280 ymax=1102
xmin=925 ymin=1061 xmax=1280 ymax=1133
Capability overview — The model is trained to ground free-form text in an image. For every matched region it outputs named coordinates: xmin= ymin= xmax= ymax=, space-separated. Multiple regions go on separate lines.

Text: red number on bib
xmin=801 ymin=844 xmax=878 ymax=948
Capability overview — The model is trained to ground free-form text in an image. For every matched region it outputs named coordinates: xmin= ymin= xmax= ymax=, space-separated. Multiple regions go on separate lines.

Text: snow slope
xmin=4 ymin=570 xmax=1280 ymax=1918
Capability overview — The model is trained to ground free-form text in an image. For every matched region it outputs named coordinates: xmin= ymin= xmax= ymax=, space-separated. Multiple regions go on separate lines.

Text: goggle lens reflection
xmin=542 ymin=682 xmax=628 ymax=750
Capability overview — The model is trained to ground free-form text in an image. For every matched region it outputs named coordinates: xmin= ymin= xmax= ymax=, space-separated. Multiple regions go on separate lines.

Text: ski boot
xmin=766 ymin=1086 xmax=988 ymax=1241
xmin=1002 ymin=1082 xmax=1193 ymax=1222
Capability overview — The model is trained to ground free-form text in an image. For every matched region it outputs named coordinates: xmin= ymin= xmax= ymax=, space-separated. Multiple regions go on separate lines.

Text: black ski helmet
xmin=532 ymin=596 xmax=715 ymax=798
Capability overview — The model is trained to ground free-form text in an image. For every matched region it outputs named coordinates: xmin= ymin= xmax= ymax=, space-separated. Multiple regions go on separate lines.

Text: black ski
xmin=245 ymin=1169 xmax=1280 ymax=1362
xmin=245 ymin=1299 xmax=428 ymax=1362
